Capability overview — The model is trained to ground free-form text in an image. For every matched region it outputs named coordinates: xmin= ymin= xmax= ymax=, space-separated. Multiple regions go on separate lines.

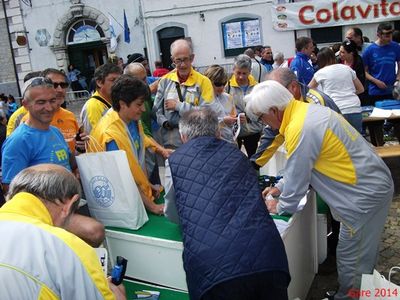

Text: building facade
xmin=0 ymin=0 xmax=397 ymax=97
xmin=1 ymin=0 xmax=146 ymax=96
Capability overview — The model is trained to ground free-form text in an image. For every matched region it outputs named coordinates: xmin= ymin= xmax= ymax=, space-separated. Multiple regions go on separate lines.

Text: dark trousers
xmin=201 ymin=271 xmax=289 ymax=300
xmin=237 ymin=132 xmax=261 ymax=159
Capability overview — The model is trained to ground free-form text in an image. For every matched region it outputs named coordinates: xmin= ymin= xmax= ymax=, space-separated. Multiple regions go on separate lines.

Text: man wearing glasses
xmin=2 ymin=77 xmax=104 ymax=247
xmin=153 ymin=39 xmax=216 ymax=149
xmin=362 ymin=22 xmax=400 ymax=105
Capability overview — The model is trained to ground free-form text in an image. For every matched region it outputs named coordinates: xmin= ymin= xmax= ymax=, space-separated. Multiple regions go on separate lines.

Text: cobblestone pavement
xmin=306 ymin=157 xmax=400 ymax=299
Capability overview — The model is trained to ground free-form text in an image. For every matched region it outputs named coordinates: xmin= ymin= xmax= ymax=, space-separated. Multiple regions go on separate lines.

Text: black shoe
xmin=325 ymin=290 xmax=336 ymax=300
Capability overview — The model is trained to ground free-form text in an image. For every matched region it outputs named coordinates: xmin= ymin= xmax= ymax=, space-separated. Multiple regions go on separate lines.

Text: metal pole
xmin=2 ymin=0 xmax=21 ymax=96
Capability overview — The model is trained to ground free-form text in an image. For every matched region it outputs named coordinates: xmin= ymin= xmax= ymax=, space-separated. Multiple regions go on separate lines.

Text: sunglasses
xmin=53 ymin=82 xmax=69 ymax=89
xmin=213 ymin=82 xmax=227 ymax=87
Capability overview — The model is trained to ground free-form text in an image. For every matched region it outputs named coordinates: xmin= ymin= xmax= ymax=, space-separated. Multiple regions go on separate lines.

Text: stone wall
xmin=0 ymin=0 xmax=20 ymax=97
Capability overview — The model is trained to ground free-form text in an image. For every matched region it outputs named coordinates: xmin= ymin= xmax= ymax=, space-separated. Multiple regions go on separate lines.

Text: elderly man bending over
xmin=245 ymin=80 xmax=393 ymax=300
xmin=0 ymin=164 xmax=126 ymax=300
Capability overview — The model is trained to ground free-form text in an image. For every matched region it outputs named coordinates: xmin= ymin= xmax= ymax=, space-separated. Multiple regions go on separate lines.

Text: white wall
xmin=21 ymin=0 xmax=145 ymax=71
xmin=141 ymin=0 xmax=296 ymax=71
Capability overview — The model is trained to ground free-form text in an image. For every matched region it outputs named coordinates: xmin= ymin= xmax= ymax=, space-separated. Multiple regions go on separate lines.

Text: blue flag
xmin=124 ymin=9 xmax=130 ymax=43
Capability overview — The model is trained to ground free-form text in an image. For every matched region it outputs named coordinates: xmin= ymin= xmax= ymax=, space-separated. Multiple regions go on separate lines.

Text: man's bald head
xmin=265 ymin=68 xmax=300 ymax=99
xmin=123 ymin=62 xmax=147 ymax=82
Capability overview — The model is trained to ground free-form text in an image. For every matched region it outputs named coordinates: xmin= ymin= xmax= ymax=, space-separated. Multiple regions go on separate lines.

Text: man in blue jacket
xmin=164 ymin=108 xmax=290 ymax=300
xmin=290 ymin=37 xmax=315 ymax=85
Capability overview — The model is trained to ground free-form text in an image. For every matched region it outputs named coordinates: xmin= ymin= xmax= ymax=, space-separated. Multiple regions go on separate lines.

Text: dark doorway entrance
xmin=157 ymin=27 xmax=184 ymax=69
xmin=68 ymin=41 xmax=107 ymax=89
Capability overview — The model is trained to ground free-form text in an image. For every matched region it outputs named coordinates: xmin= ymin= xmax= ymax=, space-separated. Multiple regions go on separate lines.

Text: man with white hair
xmin=272 ymin=52 xmax=287 ymax=69
xmin=245 ymin=80 xmax=393 ymax=300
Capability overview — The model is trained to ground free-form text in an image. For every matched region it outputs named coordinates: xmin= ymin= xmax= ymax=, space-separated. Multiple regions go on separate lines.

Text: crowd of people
xmin=0 ymin=21 xmax=399 ymax=300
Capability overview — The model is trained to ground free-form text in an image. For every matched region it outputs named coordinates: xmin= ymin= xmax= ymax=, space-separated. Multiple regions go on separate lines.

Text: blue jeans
xmin=344 ymin=113 xmax=362 ymax=134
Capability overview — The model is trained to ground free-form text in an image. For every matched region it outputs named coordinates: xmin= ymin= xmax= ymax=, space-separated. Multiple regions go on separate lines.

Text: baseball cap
xmin=127 ymin=53 xmax=146 ymax=65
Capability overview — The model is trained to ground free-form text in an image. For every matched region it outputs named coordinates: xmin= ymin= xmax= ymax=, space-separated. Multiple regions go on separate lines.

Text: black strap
xmin=226 ymin=81 xmax=231 ymax=94
xmin=92 ymin=95 xmax=112 ymax=109
xmin=175 ymin=82 xmax=184 ymax=103
xmin=254 ymin=58 xmax=262 ymax=82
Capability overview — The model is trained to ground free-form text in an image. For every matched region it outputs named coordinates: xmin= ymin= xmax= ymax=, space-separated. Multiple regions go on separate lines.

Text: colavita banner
xmin=271 ymin=0 xmax=400 ymax=31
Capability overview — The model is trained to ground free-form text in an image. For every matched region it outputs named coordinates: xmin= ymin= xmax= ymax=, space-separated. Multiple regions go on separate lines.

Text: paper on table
xmin=392 ymin=109 xmax=400 ymax=116
xmin=369 ymin=107 xmax=392 ymax=118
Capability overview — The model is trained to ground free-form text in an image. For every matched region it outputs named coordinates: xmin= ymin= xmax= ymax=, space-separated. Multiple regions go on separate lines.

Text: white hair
xmin=273 ymin=52 xmax=284 ymax=61
xmin=244 ymin=80 xmax=293 ymax=118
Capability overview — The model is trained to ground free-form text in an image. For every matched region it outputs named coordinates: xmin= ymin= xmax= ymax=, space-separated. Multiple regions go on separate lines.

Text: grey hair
xmin=273 ymin=52 xmax=284 ymax=61
xmin=266 ymin=68 xmax=298 ymax=88
xmin=179 ymin=108 xmax=219 ymax=140
xmin=245 ymin=80 xmax=293 ymax=119
xmin=170 ymin=39 xmax=193 ymax=56
xmin=23 ymin=77 xmax=54 ymax=101
xmin=7 ymin=165 xmax=81 ymax=206
xmin=244 ymin=48 xmax=255 ymax=58
xmin=234 ymin=54 xmax=252 ymax=71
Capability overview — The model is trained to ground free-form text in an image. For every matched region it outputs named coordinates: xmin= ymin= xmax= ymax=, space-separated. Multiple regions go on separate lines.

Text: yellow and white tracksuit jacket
xmin=0 ymin=192 xmax=114 ymax=300
xmin=80 ymin=91 xmax=111 ymax=134
xmin=276 ymin=100 xmax=393 ymax=231
xmin=153 ymin=67 xmax=216 ymax=148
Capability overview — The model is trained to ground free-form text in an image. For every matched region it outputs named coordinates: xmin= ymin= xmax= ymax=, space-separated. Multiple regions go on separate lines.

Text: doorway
xmin=157 ymin=27 xmax=184 ymax=69
xmin=67 ymin=41 xmax=108 ymax=88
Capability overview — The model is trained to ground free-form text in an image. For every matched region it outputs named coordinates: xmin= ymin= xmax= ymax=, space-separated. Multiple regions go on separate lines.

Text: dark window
xmin=311 ymin=26 xmax=342 ymax=44
xmin=222 ymin=18 xmax=262 ymax=57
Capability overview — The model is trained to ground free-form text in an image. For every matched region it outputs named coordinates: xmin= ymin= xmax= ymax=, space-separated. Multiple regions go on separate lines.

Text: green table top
xmin=106 ymin=193 xmax=183 ymax=242
xmin=106 ymin=193 xmax=291 ymax=241
xmin=107 ymin=213 xmax=183 ymax=242
xmin=123 ymin=279 xmax=188 ymax=300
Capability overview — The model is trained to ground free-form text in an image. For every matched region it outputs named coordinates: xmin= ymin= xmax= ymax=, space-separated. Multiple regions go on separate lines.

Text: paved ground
xmin=306 ymin=156 xmax=400 ymax=299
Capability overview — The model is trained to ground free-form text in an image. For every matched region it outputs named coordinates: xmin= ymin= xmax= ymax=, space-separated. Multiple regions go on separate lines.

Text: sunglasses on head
xmin=23 ymin=77 xmax=54 ymax=98
xmin=53 ymin=82 xmax=69 ymax=89
xmin=213 ymin=81 xmax=227 ymax=87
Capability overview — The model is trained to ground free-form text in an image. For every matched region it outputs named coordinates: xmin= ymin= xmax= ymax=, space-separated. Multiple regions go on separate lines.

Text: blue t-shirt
xmin=2 ymin=124 xmax=71 ymax=184
xmin=362 ymin=41 xmax=400 ymax=96
xmin=106 ymin=121 xmax=141 ymax=155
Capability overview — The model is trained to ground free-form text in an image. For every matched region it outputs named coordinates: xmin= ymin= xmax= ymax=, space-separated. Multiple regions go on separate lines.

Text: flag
xmin=124 ymin=9 xmax=130 ymax=43
xmin=109 ymin=17 xmax=117 ymax=52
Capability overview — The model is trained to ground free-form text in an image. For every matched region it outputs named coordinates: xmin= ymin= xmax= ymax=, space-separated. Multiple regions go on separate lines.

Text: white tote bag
xmin=76 ymin=150 xmax=148 ymax=230
xmin=360 ymin=267 xmax=400 ymax=300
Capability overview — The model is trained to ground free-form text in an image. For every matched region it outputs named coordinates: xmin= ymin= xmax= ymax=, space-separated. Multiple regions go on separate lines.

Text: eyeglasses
xmin=172 ymin=56 xmax=192 ymax=66
xmin=22 ymin=77 xmax=54 ymax=97
xmin=53 ymin=82 xmax=69 ymax=89
xmin=213 ymin=81 xmax=227 ymax=87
